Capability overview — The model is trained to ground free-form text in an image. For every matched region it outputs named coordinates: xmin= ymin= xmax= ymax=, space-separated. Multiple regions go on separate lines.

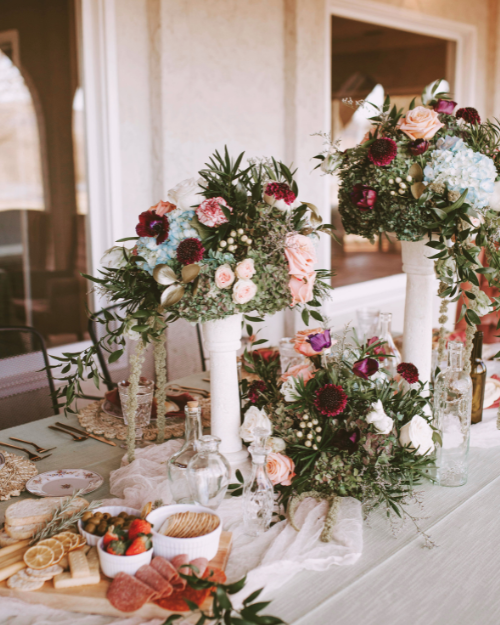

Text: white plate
xmin=26 ymin=469 xmax=104 ymax=497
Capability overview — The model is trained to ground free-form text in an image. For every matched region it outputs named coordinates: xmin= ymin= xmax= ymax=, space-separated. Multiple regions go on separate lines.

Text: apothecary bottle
xmin=187 ymin=435 xmax=230 ymax=510
xmin=167 ymin=401 xmax=202 ymax=503
xmin=470 ymin=331 xmax=486 ymax=424
xmin=378 ymin=312 xmax=401 ymax=377
xmin=242 ymin=428 xmax=274 ymax=537
xmin=433 ymin=341 xmax=472 ymax=487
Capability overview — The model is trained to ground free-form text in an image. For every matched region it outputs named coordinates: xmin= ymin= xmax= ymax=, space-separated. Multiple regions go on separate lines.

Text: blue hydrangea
xmin=135 ymin=208 xmax=200 ymax=274
xmin=423 ymin=135 xmax=496 ymax=210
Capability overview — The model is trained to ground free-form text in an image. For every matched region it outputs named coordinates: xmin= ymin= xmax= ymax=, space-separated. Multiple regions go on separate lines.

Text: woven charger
xmin=78 ymin=398 xmax=211 ymax=441
xmin=0 ymin=451 xmax=38 ymax=501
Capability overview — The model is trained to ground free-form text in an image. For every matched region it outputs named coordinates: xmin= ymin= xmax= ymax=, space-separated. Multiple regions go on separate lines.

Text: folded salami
xmin=107 ymin=572 xmax=156 ymax=612
xmin=136 ymin=564 xmax=173 ymax=598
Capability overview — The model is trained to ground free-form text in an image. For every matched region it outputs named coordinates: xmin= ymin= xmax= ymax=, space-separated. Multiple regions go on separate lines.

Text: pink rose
xmin=285 ymin=234 xmax=317 ymax=279
xmin=397 ymin=106 xmax=444 ymax=140
xmin=281 ymin=361 xmax=316 ymax=384
xmin=232 ymin=279 xmax=257 ymax=304
xmin=215 ymin=264 xmax=235 ymax=289
xmin=293 ymin=327 xmax=323 ymax=357
xmin=267 ymin=452 xmax=296 ymax=486
xmin=289 ymin=272 xmax=315 ymax=307
xmin=196 ymin=197 xmax=233 ymax=228
xmin=235 ymin=258 xmax=256 ymax=280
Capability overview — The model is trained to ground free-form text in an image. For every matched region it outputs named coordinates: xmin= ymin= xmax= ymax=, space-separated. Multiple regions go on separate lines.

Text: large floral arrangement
xmin=239 ymin=328 xmax=436 ymax=542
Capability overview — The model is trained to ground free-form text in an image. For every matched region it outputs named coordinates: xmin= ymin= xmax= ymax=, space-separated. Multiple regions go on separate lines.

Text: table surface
xmin=1 ymin=372 xmax=499 ymax=625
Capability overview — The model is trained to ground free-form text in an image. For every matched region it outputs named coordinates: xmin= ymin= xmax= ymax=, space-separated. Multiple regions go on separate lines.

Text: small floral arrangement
xmin=239 ymin=328 xmax=437 ymax=542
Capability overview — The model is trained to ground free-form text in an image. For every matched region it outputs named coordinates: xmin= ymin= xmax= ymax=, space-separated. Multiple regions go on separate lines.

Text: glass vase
xmin=433 ymin=341 xmax=472 ymax=487
xmin=378 ymin=312 xmax=401 ymax=378
xmin=187 ymin=435 xmax=230 ymax=510
xmin=167 ymin=401 xmax=202 ymax=503
xmin=242 ymin=428 xmax=274 ymax=537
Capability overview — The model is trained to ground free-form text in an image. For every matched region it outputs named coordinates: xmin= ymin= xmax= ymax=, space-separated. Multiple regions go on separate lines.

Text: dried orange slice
xmin=53 ymin=532 xmax=74 ymax=553
xmin=37 ymin=539 xmax=64 ymax=564
xmin=66 ymin=533 xmax=83 ymax=551
xmin=24 ymin=545 xmax=55 ymax=570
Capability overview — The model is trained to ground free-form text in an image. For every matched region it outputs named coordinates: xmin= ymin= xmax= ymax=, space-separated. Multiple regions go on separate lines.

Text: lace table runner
xmin=0 ymin=452 xmax=37 ymax=501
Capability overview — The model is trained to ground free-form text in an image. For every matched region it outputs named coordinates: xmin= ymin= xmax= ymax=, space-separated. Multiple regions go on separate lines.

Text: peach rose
xmin=281 ymin=361 xmax=316 ymax=384
xmin=397 ymin=106 xmax=444 ymax=140
xmin=285 ymin=233 xmax=317 ymax=279
xmin=232 ymin=279 xmax=257 ymax=304
xmin=235 ymin=258 xmax=256 ymax=280
xmin=289 ymin=272 xmax=315 ymax=307
xmin=150 ymin=200 xmax=176 ymax=216
xmin=293 ymin=327 xmax=323 ymax=357
xmin=215 ymin=264 xmax=235 ymax=289
xmin=266 ymin=452 xmax=296 ymax=486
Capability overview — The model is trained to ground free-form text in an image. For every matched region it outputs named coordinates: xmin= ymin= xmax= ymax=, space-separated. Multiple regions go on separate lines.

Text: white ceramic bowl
xmin=146 ymin=504 xmax=222 ymax=561
xmin=78 ymin=506 xmax=141 ymax=547
xmin=97 ymin=537 xmax=153 ymax=578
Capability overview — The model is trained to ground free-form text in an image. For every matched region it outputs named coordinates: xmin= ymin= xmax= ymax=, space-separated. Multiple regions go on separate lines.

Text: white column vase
xmin=401 ymin=238 xmax=436 ymax=384
xmin=202 ymin=313 xmax=249 ymax=466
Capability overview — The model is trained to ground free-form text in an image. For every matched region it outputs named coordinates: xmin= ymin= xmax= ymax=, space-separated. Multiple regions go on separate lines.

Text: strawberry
xmin=125 ymin=533 xmax=152 ymax=556
xmin=106 ymin=539 xmax=127 ymax=556
xmin=128 ymin=519 xmax=152 ymax=542
xmin=103 ymin=525 xmax=125 ymax=548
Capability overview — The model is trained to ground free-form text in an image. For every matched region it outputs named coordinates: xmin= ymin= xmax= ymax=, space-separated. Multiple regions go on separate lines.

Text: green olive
xmin=118 ymin=511 xmax=128 ymax=519
xmin=96 ymin=522 xmax=107 ymax=536
xmin=93 ymin=512 xmax=103 ymax=519
xmin=81 ymin=511 xmax=93 ymax=522
xmin=85 ymin=523 xmax=96 ymax=534
xmin=102 ymin=513 xmax=111 ymax=520
xmin=113 ymin=518 xmax=125 ymax=526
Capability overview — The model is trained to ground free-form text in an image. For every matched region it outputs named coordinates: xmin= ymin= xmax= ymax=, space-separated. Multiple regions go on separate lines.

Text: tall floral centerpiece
xmin=54 ymin=150 xmax=333 ymax=461
xmin=315 ymin=80 xmax=500 ymax=385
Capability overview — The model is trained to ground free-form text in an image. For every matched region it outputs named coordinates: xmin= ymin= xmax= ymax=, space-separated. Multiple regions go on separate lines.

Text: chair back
xmin=0 ymin=326 xmax=59 ymax=429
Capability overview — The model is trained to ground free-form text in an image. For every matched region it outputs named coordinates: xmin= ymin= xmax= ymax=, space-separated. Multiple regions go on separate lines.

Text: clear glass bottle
xmin=378 ymin=312 xmax=401 ymax=378
xmin=470 ymin=331 xmax=487 ymax=424
xmin=433 ymin=341 xmax=472 ymax=487
xmin=167 ymin=401 xmax=202 ymax=503
xmin=242 ymin=428 xmax=274 ymax=537
xmin=187 ymin=435 xmax=230 ymax=510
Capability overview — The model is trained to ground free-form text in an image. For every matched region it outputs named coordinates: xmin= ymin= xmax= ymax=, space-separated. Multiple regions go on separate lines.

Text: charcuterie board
xmin=0 ymin=532 xmax=232 ymax=618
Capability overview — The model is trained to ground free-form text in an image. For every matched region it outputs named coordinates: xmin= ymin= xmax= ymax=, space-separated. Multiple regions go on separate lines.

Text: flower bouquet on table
xmin=51 ymin=149 xmax=333 ymax=461
xmin=239 ymin=327 xmax=437 ymax=543
xmin=315 ymin=80 xmax=500 ymax=378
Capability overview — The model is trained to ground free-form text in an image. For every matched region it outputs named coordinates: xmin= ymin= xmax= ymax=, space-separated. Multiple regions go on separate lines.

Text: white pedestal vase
xmin=401 ymin=238 xmax=436 ymax=384
xmin=202 ymin=313 xmax=249 ymax=468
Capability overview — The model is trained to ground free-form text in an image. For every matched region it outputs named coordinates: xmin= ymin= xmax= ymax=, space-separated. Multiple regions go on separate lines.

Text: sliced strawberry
xmin=125 ymin=533 xmax=152 ymax=556
xmin=103 ymin=525 xmax=125 ymax=548
xmin=106 ymin=539 xmax=127 ymax=556
xmin=128 ymin=519 xmax=152 ymax=541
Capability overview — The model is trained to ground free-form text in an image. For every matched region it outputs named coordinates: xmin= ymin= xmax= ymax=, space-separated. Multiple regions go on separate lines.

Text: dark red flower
xmin=248 ymin=380 xmax=267 ymax=404
xmin=332 ymin=428 xmax=360 ymax=454
xmin=367 ymin=138 xmax=397 ymax=166
xmin=367 ymin=336 xmax=386 ymax=361
xmin=352 ymin=358 xmax=379 ymax=380
xmin=176 ymin=237 xmax=205 ymax=265
xmin=350 ymin=184 xmax=377 ymax=212
xmin=434 ymin=99 xmax=457 ymax=114
xmin=136 ymin=210 xmax=170 ymax=245
xmin=397 ymin=362 xmax=419 ymax=384
xmin=314 ymin=384 xmax=348 ymax=417
xmin=456 ymin=107 xmax=481 ymax=125
xmin=247 ymin=348 xmax=279 ymax=364
xmin=264 ymin=182 xmax=297 ymax=207
xmin=408 ymin=139 xmax=430 ymax=156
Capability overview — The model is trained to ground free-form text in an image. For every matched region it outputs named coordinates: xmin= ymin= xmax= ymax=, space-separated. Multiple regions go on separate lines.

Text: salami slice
xmin=107 ymin=572 xmax=156 ymax=612
xmin=189 ymin=557 xmax=208 ymax=578
xmin=154 ymin=566 xmax=226 ymax=612
xmin=151 ymin=556 xmax=180 ymax=583
xmin=171 ymin=553 xmax=190 ymax=573
xmin=136 ymin=564 xmax=173 ymax=599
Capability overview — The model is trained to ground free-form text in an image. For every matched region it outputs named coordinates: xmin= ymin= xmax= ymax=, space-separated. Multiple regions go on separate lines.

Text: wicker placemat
xmin=0 ymin=451 xmax=38 ymax=501
xmin=77 ymin=399 xmax=211 ymax=441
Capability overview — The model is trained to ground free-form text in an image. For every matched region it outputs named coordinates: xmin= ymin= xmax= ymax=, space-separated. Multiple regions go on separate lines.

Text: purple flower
xmin=408 ymin=139 xmax=430 ymax=156
xmin=306 ymin=329 xmax=331 ymax=353
xmin=434 ymin=99 xmax=457 ymax=115
xmin=350 ymin=184 xmax=377 ymax=212
xmin=352 ymin=357 xmax=379 ymax=380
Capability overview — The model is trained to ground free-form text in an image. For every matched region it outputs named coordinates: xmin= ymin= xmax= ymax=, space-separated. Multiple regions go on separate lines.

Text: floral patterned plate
xmin=26 ymin=469 xmax=104 ymax=497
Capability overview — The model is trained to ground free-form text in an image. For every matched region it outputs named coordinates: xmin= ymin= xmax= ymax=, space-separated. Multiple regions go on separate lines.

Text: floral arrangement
xmin=52 ymin=149 xmax=332 ymax=461
xmin=239 ymin=327 xmax=437 ymax=542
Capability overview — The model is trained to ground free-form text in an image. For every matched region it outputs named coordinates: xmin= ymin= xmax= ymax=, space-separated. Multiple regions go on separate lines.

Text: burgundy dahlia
xmin=397 ymin=362 xmax=419 ymax=384
xmin=352 ymin=357 xmax=379 ymax=380
xmin=176 ymin=237 xmax=205 ymax=265
xmin=264 ymin=182 xmax=297 ymax=206
xmin=408 ymin=139 xmax=430 ymax=156
xmin=456 ymin=107 xmax=481 ymax=125
xmin=248 ymin=380 xmax=267 ymax=404
xmin=367 ymin=137 xmax=397 ymax=166
xmin=136 ymin=210 xmax=170 ymax=245
xmin=350 ymin=184 xmax=377 ymax=212
xmin=314 ymin=384 xmax=348 ymax=417
xmin=434 ymin=99 xmax=457 ymax=115
xmin=332 ymin=428 xmax=360 ymax=454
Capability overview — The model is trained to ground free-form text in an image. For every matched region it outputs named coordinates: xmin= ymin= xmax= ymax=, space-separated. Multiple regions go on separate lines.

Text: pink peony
xmin=281 ymin=361 xmax=316 ymax=384
xmin=196 ymin=197 xmax=233 ymax=228
xmin=232 ymin=279 xmax=257 ymax=304
xmin=214 ymin=264 xmax=235 ymax=289
xmin=235 ymin=258 xmax=256 ymax=280
xmin=266 ymin=452 xmax=296 ymax=486
xmin=285 ymin=233 xmax=317 ymax=279
xmin=397 ymin=106 xmax=444 ymax=140
xmin=289 ymin=273 xmax=315 ymax=307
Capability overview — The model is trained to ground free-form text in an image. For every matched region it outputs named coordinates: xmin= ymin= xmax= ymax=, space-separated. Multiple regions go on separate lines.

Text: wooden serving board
xmin=0 ymin=532 xmax=232 ymax=619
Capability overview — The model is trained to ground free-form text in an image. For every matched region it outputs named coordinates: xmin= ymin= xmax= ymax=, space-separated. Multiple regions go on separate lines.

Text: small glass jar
xmin=242 ymin=428 xmax=274 ymax=537
xmin=118 ymin=378 xmax=154 ymax=440
xmin=355 ymin=307 xmax=380 ymax=343
xmin=187 ymin=435 xmax=230 ymax=510
xmin=279 ymin=338 xmax=304 ymax=374
xmin=167 ymin=401 xmax=202 ymax=503
xmin=377 ymin=312 xmax=401 ymax=378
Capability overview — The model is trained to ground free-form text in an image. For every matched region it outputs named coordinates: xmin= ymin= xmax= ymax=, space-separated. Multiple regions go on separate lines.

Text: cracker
xmin=69 ymin=550 xmax=90 ymax=579
xmin=7 ymin=572 xmax=45 ymax=591
xmin=26 ymin=564 xmax=64 ymax=579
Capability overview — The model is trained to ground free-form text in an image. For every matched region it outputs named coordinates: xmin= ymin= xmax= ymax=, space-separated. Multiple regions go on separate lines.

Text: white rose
xmin=123 ymin=318 xmax=141 ymax=341
xmin=470 ymin=290 xmax=491 ymax=317
xmin=239 ymin=406 xmax=272 ymax=443
xmin=167 ymin=177 xmax=204 ymax=212
xmin=101 ymin=246 xmax=128 ymax=269
xmin=399 ymin=415 xmax=434 ymax=456
xmin=280 ymin=376 xmax=299 ymax=403
xmin=267 ymin=436 xmax=286 ymax=453
xmin=232 ymin=279 xmax=257 ymax=305
xmin=365 ymin=399 xmax=394 ymax=435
